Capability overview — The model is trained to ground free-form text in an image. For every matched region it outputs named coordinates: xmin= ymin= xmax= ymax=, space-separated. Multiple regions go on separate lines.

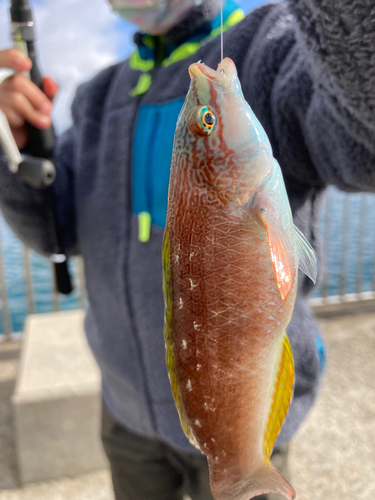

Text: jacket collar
xmin=133 ymin=0 xmax=243 ymax=66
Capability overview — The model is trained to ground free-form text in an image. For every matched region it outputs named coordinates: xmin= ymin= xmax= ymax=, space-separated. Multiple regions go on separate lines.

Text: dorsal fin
xmin=264 ymin=333 xmax=294 ymax=462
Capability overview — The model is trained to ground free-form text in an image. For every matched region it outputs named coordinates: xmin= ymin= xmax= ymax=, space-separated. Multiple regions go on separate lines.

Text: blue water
xmin=0 ymin=217 xmax=82 ymax=334
xmin=0 ymin=188 xmax=375 ymax=335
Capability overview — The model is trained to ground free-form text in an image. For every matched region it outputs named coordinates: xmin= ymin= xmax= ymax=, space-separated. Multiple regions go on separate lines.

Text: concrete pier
xmin=11 ymin=310 xmax=107 ymax=484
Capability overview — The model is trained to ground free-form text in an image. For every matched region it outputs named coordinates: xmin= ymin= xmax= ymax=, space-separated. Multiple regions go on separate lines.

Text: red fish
xmin=163 ymin=58 xmax=317 ymax=500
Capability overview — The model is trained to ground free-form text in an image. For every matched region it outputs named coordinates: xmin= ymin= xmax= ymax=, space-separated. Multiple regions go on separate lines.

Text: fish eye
xmin=187 ymin=106 xmax=217 ymax=136
xmin=199 ymin=106 xmax=216 ymax=134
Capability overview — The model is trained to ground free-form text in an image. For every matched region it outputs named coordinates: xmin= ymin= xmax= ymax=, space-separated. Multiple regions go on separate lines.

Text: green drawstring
xmin=129 ymin=74 xmax=152 ymax=97
xmin=138 ymin=212 xmax=151 ymax=242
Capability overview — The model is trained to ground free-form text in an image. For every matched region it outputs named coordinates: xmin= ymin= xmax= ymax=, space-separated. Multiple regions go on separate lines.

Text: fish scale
xmin=163 ymin=57 xmax=317 ymax=500
xmin=168 ymin=201 xmax=294 ymax=479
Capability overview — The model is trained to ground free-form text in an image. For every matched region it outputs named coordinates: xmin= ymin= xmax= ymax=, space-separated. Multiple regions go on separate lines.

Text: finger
xmin=11 ymin=126 xmax=29 ymax=151
xmin=1 ymin=74 xmax=52 ymax=115
xmin=42 ymin=77 xmax=59 ymax=101
xmin=0 ymin=103 xmax=25 ymax=128
xmin=0 ymin=48 xmax=32 ymax=72
xmin=0 ymin=90 xmax=51 ymax=129
xmin=0 ymin=105 xmax=29 ymax=149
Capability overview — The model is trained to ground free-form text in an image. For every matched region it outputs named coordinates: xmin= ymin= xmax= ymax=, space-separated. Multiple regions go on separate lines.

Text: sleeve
xmin=0 ymin=89 xmax=83 ymax=258
xmin=241 ymin=0 xmax=375 ymax=194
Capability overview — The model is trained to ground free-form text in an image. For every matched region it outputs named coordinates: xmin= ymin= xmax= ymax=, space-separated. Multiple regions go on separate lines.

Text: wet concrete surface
xmin=0 ymin=311 xmax=374 ymax=499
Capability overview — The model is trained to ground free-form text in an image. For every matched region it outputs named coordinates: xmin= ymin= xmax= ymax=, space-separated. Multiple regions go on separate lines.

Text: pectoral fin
xmin=259 ymin=210 xmax=296 ymax=302
xmin=294 ymin=225 xmax=318 ymax=283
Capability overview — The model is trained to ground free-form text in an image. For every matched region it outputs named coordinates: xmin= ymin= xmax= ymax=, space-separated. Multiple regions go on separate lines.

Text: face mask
xmin=108 ymin=0 xmax=203 ymax=35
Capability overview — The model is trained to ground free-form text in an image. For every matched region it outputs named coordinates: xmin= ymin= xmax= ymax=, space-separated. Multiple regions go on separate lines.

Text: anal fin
xmin=264 ymin=333 xmax=294 ymax=461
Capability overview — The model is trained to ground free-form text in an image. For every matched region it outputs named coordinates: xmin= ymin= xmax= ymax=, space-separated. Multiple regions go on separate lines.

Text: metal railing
xmin=0 ymin=215 xmax=86 ymax=339
xmin=0 ymin=187 xmax=374 ymax=339
xmin=314 ymin=188 xmax=375 ymax=302
xmin=309 ymin=188 xmax=375 ymax=317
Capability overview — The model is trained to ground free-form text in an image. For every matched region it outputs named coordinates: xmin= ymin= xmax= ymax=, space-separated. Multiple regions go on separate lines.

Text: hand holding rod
xmin=10 ymin=0 xmax=55 ymax=158
xmin=0 ymin=108 xmax=55 ymax=187
xmin=8 ymin=0 xmax=73 ymax=294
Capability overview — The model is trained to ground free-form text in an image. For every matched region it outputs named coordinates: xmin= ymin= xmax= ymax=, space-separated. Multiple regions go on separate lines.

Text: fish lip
xmin=188 ymin=57 xmax=238 ymax=87
xmin=188 ymin=62 xmax=218 ymax=80
xmin=217 ymin=57 xmax=237 ymax=82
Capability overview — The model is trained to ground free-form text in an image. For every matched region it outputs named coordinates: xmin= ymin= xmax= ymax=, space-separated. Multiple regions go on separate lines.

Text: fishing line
xmin=220 ymin=0 xmax=224 ymax=65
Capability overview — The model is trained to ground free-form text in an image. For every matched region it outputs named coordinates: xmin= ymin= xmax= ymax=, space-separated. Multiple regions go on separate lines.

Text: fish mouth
xmin=189 ymin=62 xmax=218 ymax=80
xmin=188 ymin=57 xmax=238 ymax=85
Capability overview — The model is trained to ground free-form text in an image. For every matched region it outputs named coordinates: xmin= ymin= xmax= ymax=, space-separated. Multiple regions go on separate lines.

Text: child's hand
xmin=0 ymin=48 xmax=58 ymax=150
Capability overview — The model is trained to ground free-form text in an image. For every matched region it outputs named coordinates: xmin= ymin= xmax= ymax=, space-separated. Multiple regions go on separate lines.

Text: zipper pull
xmin=138 ymin=212 xmax=151 ymax=243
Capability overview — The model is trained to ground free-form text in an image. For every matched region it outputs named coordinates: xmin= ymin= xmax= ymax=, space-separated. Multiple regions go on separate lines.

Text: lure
xmin=162 ymin=58 xmax=317 ymax=500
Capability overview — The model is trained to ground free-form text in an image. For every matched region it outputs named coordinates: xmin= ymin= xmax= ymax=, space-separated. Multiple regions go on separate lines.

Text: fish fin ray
xmin=294 ymin=224 xmax=317 ymax=283
xmin=211 ymin=462 xmax=295 ymax=500
xmin=264 ymin=333 xmax=294 ymax=461
xmin=259 ymin=211 xmax=296 ymax=302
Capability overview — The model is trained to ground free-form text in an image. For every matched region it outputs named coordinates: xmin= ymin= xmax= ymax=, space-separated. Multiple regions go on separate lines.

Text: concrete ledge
xmin=310 ymin=292 xmax=375 ymax=318
xmin=12 ymin=309 xmax=108 ymax=484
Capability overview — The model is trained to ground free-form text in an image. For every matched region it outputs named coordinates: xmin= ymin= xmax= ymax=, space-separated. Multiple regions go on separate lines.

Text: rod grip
xmin=25 ymin=41 xmax=55 ymax=159
xmin=53 ymin=260 xmax=73 ymax=295
xmin=25 ymin=124 xmax=55 ymax=159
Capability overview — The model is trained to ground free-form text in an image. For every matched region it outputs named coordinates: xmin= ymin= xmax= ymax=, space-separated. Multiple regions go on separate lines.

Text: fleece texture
xmin=0 ymin=1 xmax=374 ymax=453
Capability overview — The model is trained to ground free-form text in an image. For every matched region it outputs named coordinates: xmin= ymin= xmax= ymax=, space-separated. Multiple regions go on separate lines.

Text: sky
xmin=0 ymin=0 xmax=268 ymax=133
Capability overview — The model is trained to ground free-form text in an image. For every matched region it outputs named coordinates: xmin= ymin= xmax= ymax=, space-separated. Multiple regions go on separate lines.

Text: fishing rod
xmin=2 ymin=0 xmax=73 ymax=294
xmin=10 ymin=0 xmax=55 ymax=158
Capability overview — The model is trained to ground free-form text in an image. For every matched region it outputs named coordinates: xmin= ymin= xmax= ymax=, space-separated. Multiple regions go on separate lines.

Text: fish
xmin=162 ymin=57 xmax=317 ymax=500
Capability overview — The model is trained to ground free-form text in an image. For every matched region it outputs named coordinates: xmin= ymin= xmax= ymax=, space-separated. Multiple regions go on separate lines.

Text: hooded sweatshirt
xmin=0 ymin=0 xmax=374 ymax=453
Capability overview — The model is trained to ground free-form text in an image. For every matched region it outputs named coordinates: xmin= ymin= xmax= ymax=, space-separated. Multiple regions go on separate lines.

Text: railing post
xmin=321 ymin=189 xmax=332 ymax=298
xmin=356 ymin=194 xmax=366 ymax=295
xmin=76 ymin=257 xmax=86 ymax=310
xmin=51 ymin=262 xmax=60 ymax=312
xmin=338 ymin=194 xmax=349 ymax=297
xmin=0 ymin=227 xmax=12 ymax=338
xmin=23 ymin=246 xmax=35 ymax=314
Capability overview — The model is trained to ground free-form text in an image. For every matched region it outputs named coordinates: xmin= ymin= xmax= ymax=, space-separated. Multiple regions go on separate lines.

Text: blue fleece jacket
xmin=0 ymin=0 xmax=374 ymax=453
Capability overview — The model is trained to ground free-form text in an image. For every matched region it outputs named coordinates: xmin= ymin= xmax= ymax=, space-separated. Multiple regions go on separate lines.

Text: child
xmin=0 ymin=0 xmax=374 ymax=498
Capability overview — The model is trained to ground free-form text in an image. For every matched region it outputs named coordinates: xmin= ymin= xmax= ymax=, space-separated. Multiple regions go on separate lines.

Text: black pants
xmin=101 ymin=404 xmax=214 ymax=500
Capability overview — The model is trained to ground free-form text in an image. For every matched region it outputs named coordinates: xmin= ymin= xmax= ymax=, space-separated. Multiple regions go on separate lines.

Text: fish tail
xmin=211 ymin=462 xmax=296 ymax=500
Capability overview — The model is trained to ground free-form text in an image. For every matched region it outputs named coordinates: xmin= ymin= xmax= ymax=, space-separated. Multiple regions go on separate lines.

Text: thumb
xmin=42 ymin=76 xmax=59 ymax=101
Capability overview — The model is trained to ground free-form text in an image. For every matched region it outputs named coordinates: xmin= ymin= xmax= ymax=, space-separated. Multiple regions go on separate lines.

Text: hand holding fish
xmin=163 ymin=58 xmax=317 ymax=500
